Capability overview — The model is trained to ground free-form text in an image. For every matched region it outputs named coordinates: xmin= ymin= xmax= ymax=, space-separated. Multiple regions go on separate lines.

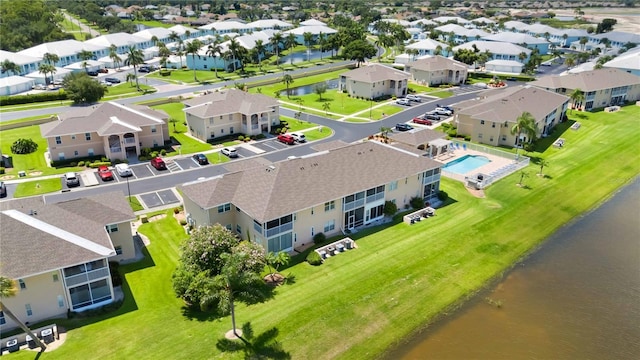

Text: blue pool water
xmin=443 ymin=155 xmax=491 ymax=175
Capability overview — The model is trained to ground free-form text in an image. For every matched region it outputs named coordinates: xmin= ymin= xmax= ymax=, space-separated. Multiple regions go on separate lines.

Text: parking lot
xmin=138 ymin=189 xmax=181 ymax=209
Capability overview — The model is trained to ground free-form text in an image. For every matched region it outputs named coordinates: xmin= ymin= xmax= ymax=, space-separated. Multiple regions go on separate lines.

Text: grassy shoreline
xmin=3 ymin=106 xmax=639 ymax=360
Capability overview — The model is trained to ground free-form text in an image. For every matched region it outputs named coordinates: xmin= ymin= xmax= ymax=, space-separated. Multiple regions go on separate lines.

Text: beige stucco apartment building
xmin=180 ymin=141 xmax=442 ymax=253
xmin=529 ymin=68 xmax=640 ymax=111
xmin=40 ymin=102 xmax=169 ymax=162
xmin=454 ymin=85 xmax=569 ymax=147
xmin=182 ymin=89 xmax=280 ymax=141
xmin=0 ymin=192 xmax=136 ymax=331
xmin=339 ymin=64 xmax=410 ymax=99
xmin=404 ymin=56 xmax=468 ymax=86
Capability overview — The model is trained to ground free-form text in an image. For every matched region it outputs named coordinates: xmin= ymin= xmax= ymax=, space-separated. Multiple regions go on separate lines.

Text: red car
xmin=97 ymin=165 xmax=114 ymax=181
xmin=277 ymin=134 xmax=295 ymax=145
xmin=150 ymin=157 xmax=167 ymax=170
xmin=412 ymin=117 xmax=433 ymax=125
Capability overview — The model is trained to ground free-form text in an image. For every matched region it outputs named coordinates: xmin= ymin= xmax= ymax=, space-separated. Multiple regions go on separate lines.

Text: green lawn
xmin=128 ymin=196 xmax=144 ymax=212
xmin=429 ymin=90 xmax=454 ymax=98
xmin=13 ymin=178 xmax=62 ymax=197
xmin=6 ymin=106 xmax=638 ymax=360
xmin=149 ymin=102 xmax=213 ymax=155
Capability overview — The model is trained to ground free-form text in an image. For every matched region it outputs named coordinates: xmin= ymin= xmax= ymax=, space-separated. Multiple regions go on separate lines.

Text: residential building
xmin=579 ymin=31 xmax=640 ymax=51
xmin=453 ymin=41 xmax=531 ymax=64
xmin=179 ymin=141 xmax=442 ymax=253
xmin=0 ymin=50 xmax=41 ymax=78
xmin=16 ymin=40 xmax=108 ymax=67
xmin=300 ymin=19 xmax=326 ymax=26
xmin=40 ymin=102 xmax=169 ymax=162
xmin=529 ymin=68 xmax=640 ymax=111
xmin=432 ymin=16 xmax=471 ymax=25
xmin=0 ymin=76 xmax=35 ymax=96
xmin=182 ymin=89 xmax=280 ymax=141
xmin=405 ymin=38 xmax=448 ymax=57
xmin=434 ymin=24 xmax=489 ymax=44
xmin=454 ymin=85 xmax=569 ymax=147
xmin=503 ymin=20 xmax=529 ymax=32
xmin=482 ymin=32 xmax=550 ymax=55
xmin=198 ymin=20 xmax=252 ymax=36
xmin=405 ymin=56 xmax=468 ymax=86
xmin=485 ymin=59 xmax=524 ymax=74
xmin=339 ymin=64 xmax=410 ymax=99
xmin=246 ymin=19 xmax=293 ymax=31
xmin=282 ymin=25 xmax=338 ymax=45
xmin=0 ymin=192 xmax=136 ymax=332
xmin=603 ymin=46 xmax=640 ymax=76
xmin=85 ymin=33 xmax=150 ymax=55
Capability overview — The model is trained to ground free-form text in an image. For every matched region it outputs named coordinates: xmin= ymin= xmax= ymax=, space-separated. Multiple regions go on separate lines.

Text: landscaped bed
xmin=5 ymin=106 xmax=638 ymax=360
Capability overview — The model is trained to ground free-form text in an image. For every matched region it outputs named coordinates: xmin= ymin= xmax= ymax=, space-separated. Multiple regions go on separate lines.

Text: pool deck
xmin=436 ymin=148 xmax=514 ymax=179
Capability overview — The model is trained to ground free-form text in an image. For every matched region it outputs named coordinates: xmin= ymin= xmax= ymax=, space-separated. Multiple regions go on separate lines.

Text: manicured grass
xmin=429 ymin=90 xmax=454 ymax=98
xmin=149 ymin=103 xmax=213 ymax=155
xmin=247 ymin=69 xmax=348 ymax=96
xmin=13 ymin=178 xmax=62 ymax=198
xmin=205 ymin=152 xmax=231 ymax=164
xmin=6 ymin=106 xmax=637 ymax=360
xmin=281 ymin=90 xmax=390 ymax=119
xmin=302 ymin=127 xmax=333 ymax=141
xmin=128 ymin=196 xmax=144 ymax=212
xmin=281 ymin=116 xmax=317 ymax=132
xmin=0 ymin=114 xmax=56 ymax=128
xmin=133 ymin=20 xmax=173 ymax=28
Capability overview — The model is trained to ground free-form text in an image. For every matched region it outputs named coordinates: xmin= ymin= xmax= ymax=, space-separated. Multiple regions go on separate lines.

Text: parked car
xmin=221 ymin=147 xmax=238 ymax=158
xmin=150 ymin=157 xmax=167 ymax=170
xmin=291 ymin=133 xmax=307 ymax=143
xmin=64 ymin=172 xmax=80 ymax=187
xmin=406 ymin=94 xmax=422 ymax=102
xmin=97 ymin=165 xmax=114 ymax=181
xmin=100 ymin=80 xmax=112 ymax=87
xmin=32 ymin=84 xmax=46 ymax=90
xmin=436 ymin=104 xmax=454 ymax=113
xmin=395 ymin=98 xmax=411 ymax=106
xmin=412 ymin=117 xmax=432 ymax=125
xmin=434 ymin=107 xmax=452 ymax=116
xmin=277 ymin=134 xmax=295 ymax=145
xmin=0 ymin=181 xmax=6 ymax=198
xmin=98 ymin=68 xmax=109 ymax=73
xmin=115 ymin=163 xmax=132 ymax=177
xmin=192 ymin=153 xmax=209 ymax=164
xmin=395 ymin=123 xmax=414 ymax=131
xmin=105 ymin=77 xmax=121 ymax=84
xmin=138 ymin=67 xmax=150 ymax=73
xmin=424 ymin=113 xmax=441 ymax=121
xmin=86 ymin=71 xmax=99 ymax=76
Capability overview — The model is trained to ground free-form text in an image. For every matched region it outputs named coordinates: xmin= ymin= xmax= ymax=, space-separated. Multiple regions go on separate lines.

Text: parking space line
xmin=130 ymin=170 xmax=138 ymax=179
xmin=146 ymin=164 xmax=154 ymax=173
xmin=262 ymin=142 xmax=280 ymax=150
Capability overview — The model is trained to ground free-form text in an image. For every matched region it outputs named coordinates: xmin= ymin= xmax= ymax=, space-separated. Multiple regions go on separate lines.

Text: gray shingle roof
xmin=406 ymin=55 xmax=467 ymax=72
xmin=0 ymin=192 xmax=135 ymax=279
xmin=529 ymin=68 xmax=640 ymax=92
xmin=183 ymin=89 xmax=280 ymax=117
xmin=40 ymin=102 xmax=167 ymax=137
xmin=341 ymin=64 xmax=410 ymax=84
xmin=388 ymin=128 xmax=446 ymax=146
xmin=180 ymin=141 xmax=441 ymax=223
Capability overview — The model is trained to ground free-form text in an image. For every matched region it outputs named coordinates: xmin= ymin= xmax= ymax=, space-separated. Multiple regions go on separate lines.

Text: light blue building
xmin=482 ymin=32 xmax=550 ymax=55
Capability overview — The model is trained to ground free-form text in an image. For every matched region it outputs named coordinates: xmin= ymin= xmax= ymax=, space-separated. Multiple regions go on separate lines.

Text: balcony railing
xmin=265 ymin=222 xmax=293 ymax=238
xmin=124 ymin=138 xmax=136 ymax=145
xmin=65 ymin=267 xmax=110 ymax=287
xmin=110 ymin=147 xmax=122 ymax=153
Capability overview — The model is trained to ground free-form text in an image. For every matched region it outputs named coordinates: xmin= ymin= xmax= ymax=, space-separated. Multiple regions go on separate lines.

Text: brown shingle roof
xmin=183 ymin=89 xmax=280 ymax=117
xmin=341 ymin=64 xmax=410 ymax=84
xmin=406 ymin=55 xmax=467 ymax=72
xmin=0 ymin=192 xmax=135 ymax=279
xmin=40 ymin=102 xmax=167 ymax=137
xmin=529 ymin=68 xmax=640 ymax=92
xmin=455 ymin=85 xmax=569 ymax=124
xmin=388 ymin=128 xmax=446 ymax=147
xmin=180 ymin=141 xmax=441 ymax=223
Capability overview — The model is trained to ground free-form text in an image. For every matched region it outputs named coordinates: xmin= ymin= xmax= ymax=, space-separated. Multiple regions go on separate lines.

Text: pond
xmin=280 ymin=78 xmax=339 ymax=97
xmin=278 ymin=50 xmax=334 ymax=64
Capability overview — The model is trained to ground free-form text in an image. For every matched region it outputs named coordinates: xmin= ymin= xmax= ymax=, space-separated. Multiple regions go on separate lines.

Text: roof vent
xmin=266 ymin=165 xmax=276 ymax=172
xmin=29 ymin=210 xmax=37 ymax=216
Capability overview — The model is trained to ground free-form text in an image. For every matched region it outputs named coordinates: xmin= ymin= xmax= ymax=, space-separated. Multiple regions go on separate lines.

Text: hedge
xmin=50 ymin=155 xmax=108 ymax=168
xmin=0 ymin=91 xmax=67 ymax=106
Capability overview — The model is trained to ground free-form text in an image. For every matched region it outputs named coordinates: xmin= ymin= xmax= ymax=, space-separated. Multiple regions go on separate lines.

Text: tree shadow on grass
xmin=217 ymin=322 xmax=291 ymax=360
xmin=180 ymin=305 xmax=222 ymax=322
xmin=533 ymin=120 xmax=574 ymax=153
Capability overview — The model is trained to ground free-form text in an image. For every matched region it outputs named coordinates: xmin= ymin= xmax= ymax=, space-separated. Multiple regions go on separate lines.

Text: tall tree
xmin=109 ymin=44 xmax=121 ymax=70
xmin=270 ymin=32 xmax=284 ymax=65
xmin=206 ymin=41 xmax=223 ymax=78
xmin=38 ymin=63 xmax=56 ymax=85
xmin=511 ymin=112 xmax=538 ymax=155
xmin=124 ymin=45 xmax=144 ymax=91
xmin=1 ymin=60 xmax=20 ymax=76
xmin=303 ymin=32 xmax=314 ymax=62
xmin=227 ymin=37 xmax=242 ymax=72
xmin=569 ymin=88 xmax=585 ymax=112
xmin=185 ymin=39 xmax=203 ymax=82
xmin=77 ymin=49 xmax=94 ymax=72
xmin=253 ymin=39 xmax=266 ymax=66
xmin=0 ymin=276 xmax=47 ymax=352
xmin=317 ymin=32 xmax=326 ymax=60
xmin=282 ymin=74 xmax=294 ymax=99
xmin=62 ymin=72 xmax=107 ymax=104
xmin=342 ymin=39 xmax=377 ymax=67
xmin=285 ymin=33 xmax=298 ymax=65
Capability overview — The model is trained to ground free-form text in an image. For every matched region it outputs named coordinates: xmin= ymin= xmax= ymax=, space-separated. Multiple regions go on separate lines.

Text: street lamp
xmin=125 ymin=174 xmax=131 ymax=202
xmin=369 ymin=96 xmax=373 ymax=119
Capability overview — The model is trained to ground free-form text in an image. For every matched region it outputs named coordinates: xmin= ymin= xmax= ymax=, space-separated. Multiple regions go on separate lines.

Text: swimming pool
xmin=442 ymin=155 xmax=491 ymax=175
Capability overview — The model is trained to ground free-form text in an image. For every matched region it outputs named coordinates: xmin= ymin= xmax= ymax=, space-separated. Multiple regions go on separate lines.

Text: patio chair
xmin=463 ymin=144 xmax=467 ymax=151
xmin=455 ymin=143 xmax=460 ymax=150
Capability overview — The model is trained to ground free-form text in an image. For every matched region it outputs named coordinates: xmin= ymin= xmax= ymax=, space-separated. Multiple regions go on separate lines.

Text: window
xmin=389 ymin=181 xmax=398 ymax=191
xmin=230 ymin=127 xmax=234 ymax=134
xmin=226 ymin=224 xmax=232 ymax=231
xmin=217 ymin=203 xmax=231 ymax=213
xmin=74 ymin=150 xmax=79 ymax=156
xmin=236 ymin=224 xmax=242 ymax=234
xmin=151 ymin=125 xmax=157 ymax=133
xmin=492 ymin=123 xmax=496 ymax=128
xmin=55 ymin=136 xmax=62 ymax=144
xmin=19 ymin=279 xmax=26 ymax=290
xmin=502 ymin=135 xmax=507 ymax=141
xmin=88 ymin=148 xmax=94 ymax=156
xmin=209 ymin=118 xmax=214 ymax=125
xmin=106 ymin=224 xmax=119 ymax=233
xmin=478 ymin=133 xmax=483 ymax=139
xmin=221 ymin=129 xmax=224 ymax=134
xmin=324 ymin=201 xmax=335 ymax=211
xmin=115 ymin=246 xmax=123 ymax=255
xmin=53 ymin=273 xmax=59 ymax=282
xmin=311 ymin=207 xmax=314 ymax=215
xmin=71 ymin=134 xmax=76 ymax=140
xmin=490 ymin=136 xmax=494 ymax=142
xmin=0 ymin=311 xmax=5 ymax=325
xmin=85 ymin=132 xmax=91 ymax=141
xmin=228 ymin=114 xmax=233 ymax=121
xmin=58 ymin=295 xmax=65 ymax=308
xmin=324 ymin=219 xmax=335 ymax=233
xmin=236 ymin=206 xmax=241 ymax=212
xmin=25 ymin=304 xmax=32 ymax=316
xmin=311 ymin=227 xmax=314 ymax=236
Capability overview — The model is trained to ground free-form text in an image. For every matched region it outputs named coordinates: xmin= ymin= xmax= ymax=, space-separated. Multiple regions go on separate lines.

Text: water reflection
xmin=389 ymin=178 xmax=640 ymax=360
xmin=278 ymin=50 xmax=334 ymax=64
xmin=280 ymin=79 xmax=339 ymax=97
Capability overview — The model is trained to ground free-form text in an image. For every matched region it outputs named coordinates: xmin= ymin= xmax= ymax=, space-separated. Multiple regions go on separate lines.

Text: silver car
xmin=115 ymin=163 xmax=133 ymax=177
xmin=64 ymin=172 xmax=80 ymax=187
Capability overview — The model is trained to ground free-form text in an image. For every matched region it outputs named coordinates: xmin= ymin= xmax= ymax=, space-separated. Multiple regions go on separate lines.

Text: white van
xmin=291 ymin=133 xmax=307 ymax=143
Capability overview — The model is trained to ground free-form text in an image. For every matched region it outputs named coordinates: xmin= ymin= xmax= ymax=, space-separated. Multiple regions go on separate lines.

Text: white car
xmin=115 ymin=163 xmax=133 ymax=177
xmin=221 ymin=147 xmax=238 ymax=158
xmin=406 ymin=94 xmax=422 ymax=102
xmin=434 ymin=107 xmax=452 ymax=116
xmin=291 ymin=133 xmax=307 ymax=143
xmin=396 ymin=98 xmax=411 ymax=106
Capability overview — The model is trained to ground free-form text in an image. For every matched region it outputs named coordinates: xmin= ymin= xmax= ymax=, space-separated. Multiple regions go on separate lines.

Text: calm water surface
xmin=389 ymin=178 xmax=640 ymax=360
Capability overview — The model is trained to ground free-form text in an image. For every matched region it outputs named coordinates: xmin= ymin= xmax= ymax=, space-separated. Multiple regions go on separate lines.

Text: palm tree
xmin=1 ymin=60 xmax=20 ymax=76
xmin=185 ymin=39 xmax=203 ymax=82
xmin=322 ymin=101 xmax=331 ymax=115
xmin=227 ymin=37 xmax=241 ymax=72
xmin=109 ymin=44 xmax=121 ymax=70
xmin=77 ymin=49 xmax=94 ymax=72
xmin=38 ymin=63 xmax=56 ymax=85
xmin=158 ymin=43 xmax=171 ymax=68
xmin=564 ymin=55 xmax=576 ymax=68
xmin=538 ymin=159 xmax=549 ymax=177
xmin=303 ymin=32 xmax=314 ymax=62
xmin=518 ymin=170 xmax=529 ymax=187
xmin=265 ymin=252 xmax=290 ymax=283
xmin=150 ymin=35 xmax=159 ymax=46
xmin=282 ymin=74 xmax=294 ymax=99
xmin=511 ymin=111 xmax=538 ymax=156
xmin=124 ymin=45 xmax=145 ymax=91
xmin=168 ymin=31 xmax=180 ymax=45
xmin=318 ymin=32 xmax=326 ymax=60
xmin=579 ymin=36 xmax=588 ymax=51
xmin=270 ymin=32 xmax=284 ymax=65
xmin=285 ymin=33 xmax=297 ymax=65
xmin=374 ymin=35 xmax=387 ymax=62
xmin=0 ymin=276 xmax=47 ymax=352
xmin=569 ymin=88 xmax=585 ymax=112
xmin=253 ymin=40 xmax=266 ymax=71
xmin=206 ymin=41 xmax=223 ymax=78
xmin=434 ymin=45 xmax=443 ymax=56
xmin=43 ymin=52 xmax=59 ymax=67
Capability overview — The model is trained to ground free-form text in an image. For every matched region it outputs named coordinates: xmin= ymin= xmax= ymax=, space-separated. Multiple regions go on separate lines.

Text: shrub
xmin=160 ymin=149 xmax=167 ymax=155
xmin=0 ymin=91 xmax=67 ymax=106
xmin=306 ymin=251 xmax=323 ymax=266
xmin=383 ymin=200 xmax=398 ymax=216
xmin=410 ymin=196 xmax=425 ymax=210
xmin=160 ymin=70 xmax=171 ymax=77
xmin=173 ymin=207 xmax=180 ymax=214
xmin=254 ymin=133 xmax=266 ymax=140
xmin=179 ymin=219 xmax=187 ymax=226
xmin=10 ymin=138 xmax=38 ymax=154
xmin=77 ymin=161 xmax=85 ymax=167
xmin=101 ymin=157 xmax=108 ymax=162
xmin=140 ymin=147 xmax=151 ymax=156
xmin=88 ymin=161 xmax=112 ymax=168
xmin=138 ymin=156 xmax=149 ymax=161
xmin=0 ymin=167 xmax=4 ymax=174
xmin=437 ymin=190 xmax=448 ymax=202
xmin=70 ymin=162 xmax=77 ymax=167
xmin=313 ymin=232 xmax=326 ymax=244
xmin=237 ymin=135 xmax=245 ymax=141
